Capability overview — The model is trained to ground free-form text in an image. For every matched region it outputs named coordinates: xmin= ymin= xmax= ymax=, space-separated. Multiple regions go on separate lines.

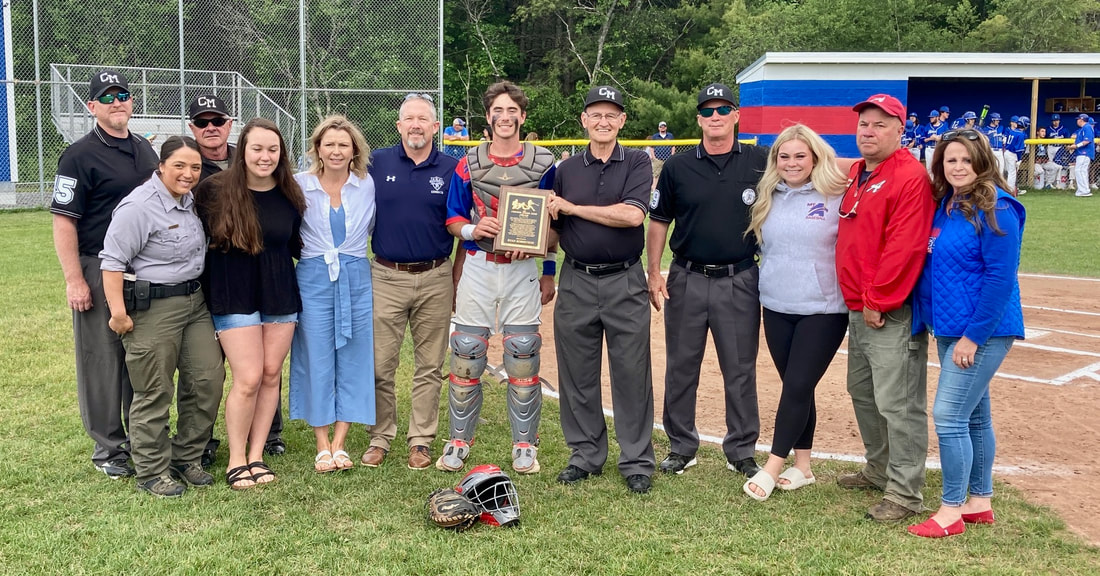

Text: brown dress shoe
xmin=360 ymin=446 xmax=387 ymax=467
xmin=407 ymin=446 xmax=432 ymax=470
xmin=836 ymin=471 xmax=883 ymax=490
xmin=866 ymin=499 xmax=917 ymax=523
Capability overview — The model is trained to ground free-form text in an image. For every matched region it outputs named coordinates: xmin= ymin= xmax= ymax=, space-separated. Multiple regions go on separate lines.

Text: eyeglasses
xmin=941 ymin=129 xmax=981 ymax=142
xmin=699 ymin=105 xmax=734 ymax=118
xmin=96 ymin=92 xmax=131 ymax=105
xmin=585 ymin=112 xmax=622 ymax=122
xmin=192 ymin=117 xmax=229 ymax=129
xmin=405 ymin=93 xmax=434 ymax=103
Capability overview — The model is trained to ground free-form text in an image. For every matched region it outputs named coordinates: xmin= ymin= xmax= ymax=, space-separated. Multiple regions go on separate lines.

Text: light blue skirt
xmin=289 ymin=254 xmax=376 ymax=426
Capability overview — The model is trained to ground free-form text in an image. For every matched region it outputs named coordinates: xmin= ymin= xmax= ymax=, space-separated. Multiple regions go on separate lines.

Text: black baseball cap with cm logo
xmin=89 ymin=70 xmax=130 ymax=100
xmin=188 ymin=94 xmax=230 ymax=119
xmin=583 ymin=85 xmax=624 ymax=110
xmin=697 ymin=82 xmax=737 ymax=109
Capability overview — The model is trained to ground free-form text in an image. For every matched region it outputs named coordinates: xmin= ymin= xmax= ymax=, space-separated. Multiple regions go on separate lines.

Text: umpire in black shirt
xmin=548 ymin=86 xmax=656 ymax=494
xmin=51 ymin=69 xmax=158 ymax=479
xmin=647 ymin=82 xmax=766 ymax=479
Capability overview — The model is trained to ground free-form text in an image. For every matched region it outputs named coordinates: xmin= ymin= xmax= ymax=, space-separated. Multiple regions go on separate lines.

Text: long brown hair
xmin=202 ymin=118 xmax=305 ymax=254
xmin=930 ymin=131 xmax=1007 ymax=235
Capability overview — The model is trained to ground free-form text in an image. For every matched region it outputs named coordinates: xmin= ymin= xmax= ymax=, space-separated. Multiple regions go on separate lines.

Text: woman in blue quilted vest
xmin=908 ymin=129 xmax=1025 ymax=538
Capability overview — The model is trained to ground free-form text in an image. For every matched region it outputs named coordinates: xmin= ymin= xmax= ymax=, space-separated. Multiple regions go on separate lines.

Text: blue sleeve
xmin=963 ymin=200 xmax=1022 ymax=346
xmin=539 ymin=165 xmax=556 ymax=190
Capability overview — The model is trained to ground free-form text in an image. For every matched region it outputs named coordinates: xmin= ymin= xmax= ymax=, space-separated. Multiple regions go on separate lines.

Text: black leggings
xmin=762 ymin=308 xmax=848 ymax=458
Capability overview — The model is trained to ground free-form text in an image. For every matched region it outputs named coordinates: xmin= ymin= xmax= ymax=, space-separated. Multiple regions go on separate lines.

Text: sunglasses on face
xmin=699 ymin=105 xmax=734 ymax=118
xmin=405 ymin=92 xmax=434 ymax=103
xmin=192 ymin=117 xmax=229 ymax=129
xmin=96 ymin=92 xmax=131 ymax=105
xmin=941 ymin=129 xmax=981 ymax=142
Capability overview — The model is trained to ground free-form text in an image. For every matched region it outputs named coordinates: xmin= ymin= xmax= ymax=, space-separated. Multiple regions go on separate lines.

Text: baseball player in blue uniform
xmin=903 ymin=114 xmax=919 ymax=160
xmin=1047 ymin=114 xmax=1067 ymax=188
xmin=982 ymin=112 xmax=1005 ymax=173
xmin=1003 ymin=116 xmax=1026 ymax=193
xmin=950 ymin=111 xmax=977 ymax=130
xmin=921 ymin=110 xmax=945 ymax=172
xmin=1068 ymin=114 xmax=1095 ymax=197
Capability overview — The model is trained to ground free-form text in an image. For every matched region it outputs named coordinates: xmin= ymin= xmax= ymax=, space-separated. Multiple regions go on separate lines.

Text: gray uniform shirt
xmin=758 ymin=181 xmax=846 ymax=315
xmin=99 ymin=173 xmax=206 ymax=284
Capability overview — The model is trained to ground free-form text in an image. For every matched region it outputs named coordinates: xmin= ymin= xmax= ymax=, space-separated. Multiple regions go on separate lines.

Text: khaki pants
xmin=846 ymin=305 xmax=929 ymax=513
xmin=369 ymin=259 xmax=453 ymax=450
xmin=122 ymin=291 xmax=225 ymax=482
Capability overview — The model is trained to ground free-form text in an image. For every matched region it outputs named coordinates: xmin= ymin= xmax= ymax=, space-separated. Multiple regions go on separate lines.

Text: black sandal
xmin=248 ymin=461 xmax=276 ymax=484
xmin=226 ymin=465 xmax=254 ymax=490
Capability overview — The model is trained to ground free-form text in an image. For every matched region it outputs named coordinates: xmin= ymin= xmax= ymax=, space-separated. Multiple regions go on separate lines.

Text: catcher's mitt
xmin=426 ymin=487 xmax=480 ymax=531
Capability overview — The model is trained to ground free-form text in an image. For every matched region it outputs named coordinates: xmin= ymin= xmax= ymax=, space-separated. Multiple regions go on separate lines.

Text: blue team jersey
xmin=983 ymin=125 xmax=1004 ymax=150
xmin=1074 ymin=125 xmax=1096 ymax=160
xmin=1048 ymin=124 xmax=1067 ymax=139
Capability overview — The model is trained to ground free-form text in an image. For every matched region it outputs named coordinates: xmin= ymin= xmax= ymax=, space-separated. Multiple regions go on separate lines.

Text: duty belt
xmin=565 ymin=255 xmax=639 ymax=277
xmin=149 ymin=279 xmax=202 ymax=299
xmin=375 ymin=256 xmax=448 ymax=274
xmin=673 ymin=255 xmax=755 ymax=279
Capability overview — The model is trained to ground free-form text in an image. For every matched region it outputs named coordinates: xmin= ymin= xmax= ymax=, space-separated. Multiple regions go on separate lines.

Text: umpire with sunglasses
xmin=185 ymin=93 xmax=288 ymax=467
xmin=51 ymin=69 xmax=159 ymax=480
xmin=647 ymin=82 xmax=767 ymax=480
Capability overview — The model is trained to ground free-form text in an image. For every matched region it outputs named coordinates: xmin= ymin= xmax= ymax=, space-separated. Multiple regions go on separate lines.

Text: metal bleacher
xmin=50 ymin=64 xmax=297 ymax=155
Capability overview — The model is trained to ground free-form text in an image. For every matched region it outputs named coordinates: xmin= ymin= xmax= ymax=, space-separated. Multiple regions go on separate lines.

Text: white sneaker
xmin=1076 ymin=192 xmax=1094 ymax=197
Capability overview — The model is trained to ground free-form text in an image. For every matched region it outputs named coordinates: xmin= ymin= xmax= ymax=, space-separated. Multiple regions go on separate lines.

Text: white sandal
xmin=743 ymin=470 xmax=776 ymax=502
xmin=332 ymin=450 xmax=353 ymax=470
xmin=777 ymin=467 xmax=816 ymax=491
xmin=315 ymin=450 xmax=337 ymax=473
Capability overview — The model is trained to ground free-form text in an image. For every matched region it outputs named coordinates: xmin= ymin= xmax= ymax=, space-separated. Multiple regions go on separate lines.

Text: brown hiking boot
xmin=836 ymin=471 xmax=882 ymax=490
xmin=866 ymin=499 xmax=917 ymax=523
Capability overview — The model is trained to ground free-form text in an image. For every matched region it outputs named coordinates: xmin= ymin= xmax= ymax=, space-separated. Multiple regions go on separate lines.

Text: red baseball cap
xmin=852 ymin=94 xmax=906 ymax=121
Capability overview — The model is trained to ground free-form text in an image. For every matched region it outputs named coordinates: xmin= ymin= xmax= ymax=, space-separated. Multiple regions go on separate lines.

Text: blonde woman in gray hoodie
xmin=743 ymin=125 xmax=849 ymax=501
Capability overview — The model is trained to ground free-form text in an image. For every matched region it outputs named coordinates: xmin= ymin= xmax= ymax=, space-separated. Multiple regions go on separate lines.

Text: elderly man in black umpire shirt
xmin=185 ymin=93 xmax=287 ymax=466
xmin=51 ymin=70 xmax=158 ymax=479
xmin=548 ymin=86 xmax=656 ymax=494
xmin=647 ymin=82 xmax=766 ymax=479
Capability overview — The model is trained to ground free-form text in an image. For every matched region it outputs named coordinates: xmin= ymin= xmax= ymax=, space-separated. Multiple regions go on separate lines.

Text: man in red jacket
xmin=835 ymin=94 xmax=935 ymax=523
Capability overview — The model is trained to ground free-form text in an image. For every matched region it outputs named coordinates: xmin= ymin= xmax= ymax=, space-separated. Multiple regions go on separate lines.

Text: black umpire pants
xmin=662 ymin=261 xmax=760 ymax=463
xmin=554 ymin=261 xmax=655 ymax=478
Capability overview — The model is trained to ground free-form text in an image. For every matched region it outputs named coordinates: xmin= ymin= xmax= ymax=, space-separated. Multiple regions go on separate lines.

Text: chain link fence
xmin=3 ymin=0 xmax=442 ymax=209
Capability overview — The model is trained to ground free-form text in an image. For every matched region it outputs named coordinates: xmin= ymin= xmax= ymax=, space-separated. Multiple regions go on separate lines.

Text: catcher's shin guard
xmin=447 ymin=325 xmax=490 ymax=442
xmin=502 ymin=325 xmax=541 ymax=445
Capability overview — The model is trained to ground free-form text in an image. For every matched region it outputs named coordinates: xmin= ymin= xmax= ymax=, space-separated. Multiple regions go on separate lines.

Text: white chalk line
xmin=488 ymin=364 xmax=1036 ymax=476
xmin=834 ymin=348 xmax=1057 ymax=385
xmin=1029 ymin=326 xmax=1100 ymax=340
xmin=1023 ymin=304 xmax=1100 ymax=317
xmin=1019 ymin=273 xmax=1100 ymax=283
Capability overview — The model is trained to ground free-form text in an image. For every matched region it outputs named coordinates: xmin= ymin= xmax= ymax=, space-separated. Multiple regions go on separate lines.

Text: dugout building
xmin=735 ymin=52 xmax=1100 ymax=158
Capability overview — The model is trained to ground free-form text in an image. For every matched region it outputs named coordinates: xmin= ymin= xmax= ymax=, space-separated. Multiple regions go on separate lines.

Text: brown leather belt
xmin=375 ymin=256 xmax=448 ymax=274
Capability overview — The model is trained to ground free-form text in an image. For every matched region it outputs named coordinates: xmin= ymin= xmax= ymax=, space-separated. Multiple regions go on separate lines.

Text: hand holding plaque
xmin=493 ymin=186 xmax=551 ymax=257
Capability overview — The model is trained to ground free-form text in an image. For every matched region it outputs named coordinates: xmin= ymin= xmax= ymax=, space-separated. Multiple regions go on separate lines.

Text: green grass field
xmin=1 ymin=208 xmax=1098 ymax=575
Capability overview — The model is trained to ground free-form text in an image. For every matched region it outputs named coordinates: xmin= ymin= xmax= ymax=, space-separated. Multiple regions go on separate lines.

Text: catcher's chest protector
xmin=466 ymin=142 xmax=555 ymax=253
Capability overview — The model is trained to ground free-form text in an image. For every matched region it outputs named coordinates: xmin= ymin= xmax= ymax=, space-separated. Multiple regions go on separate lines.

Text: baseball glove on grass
xmin=426 ymin=487 xmax=480 ymax=531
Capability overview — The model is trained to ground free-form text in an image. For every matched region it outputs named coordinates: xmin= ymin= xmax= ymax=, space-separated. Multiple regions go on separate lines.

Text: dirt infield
xmin=528 ymin=273 xmax=1100 ymax=544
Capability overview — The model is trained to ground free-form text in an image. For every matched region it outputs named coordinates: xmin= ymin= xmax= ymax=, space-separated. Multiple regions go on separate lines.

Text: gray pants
xmin=122 ymin=291 xmax=225 ymax=482
xmin=846 ymin=305 xmax=929 ymax=513
xmin=75 ymin=256 xmax=132 ymax=465
xmin=662 ymin=262 xmax=760 ymax=462
xmin=554 ymin=262 xmax=655 ymax=478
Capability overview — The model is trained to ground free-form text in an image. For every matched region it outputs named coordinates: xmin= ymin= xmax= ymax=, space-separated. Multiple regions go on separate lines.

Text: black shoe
xmin=170 ymin=463 xmax=214 ymax=487
xmin=264 ymin=439 xmax=286 ymax=456
xmin=137 ymin=474 xmax=187 ymax=498
xmin=658 ymin=452 xmax=697 ymax=475
xmin=200 ymin=448 xmax=216 ymax=470
xmin=626 ymin=474 xmax=652 ymax=494
xmin=727 ymin=457 xmax=761 ymax=478
xmin=95 ymin=459 xmax=135 ymax=479
xmin=557 ymin=464 xmax=600 ymax=485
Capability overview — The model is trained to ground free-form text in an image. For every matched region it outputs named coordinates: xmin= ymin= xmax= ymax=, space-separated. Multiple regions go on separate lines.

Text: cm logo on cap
xmin=99 ymin=72 xmax=120 ymax=84
xmin=598 ymin=87 xmax=617 ymax=99
xmin=706 ymin=86 xmax=725 ymax=97
xmin=197 ymin=96 xmax=218 ymax=108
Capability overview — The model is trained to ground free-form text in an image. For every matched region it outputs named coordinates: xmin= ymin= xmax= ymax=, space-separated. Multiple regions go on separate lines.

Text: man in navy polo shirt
xmin=363 ymin=94 xmax=461 ymax=469
xmin=51 ymin=69 xmax=158 ymax=480
xmin=548 ymin=85 xmax=655 ymax=494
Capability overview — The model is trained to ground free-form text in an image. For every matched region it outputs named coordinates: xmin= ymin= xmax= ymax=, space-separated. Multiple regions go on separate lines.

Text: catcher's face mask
xmin=455 ymin=464 xmax=520 ymax=527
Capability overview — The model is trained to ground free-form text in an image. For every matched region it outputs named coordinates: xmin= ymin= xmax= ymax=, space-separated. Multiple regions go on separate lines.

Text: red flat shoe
xmin=907 ymin=517 xmax=966 ymax=538
xmin=961 ymin=510 xmax=995 ymax=525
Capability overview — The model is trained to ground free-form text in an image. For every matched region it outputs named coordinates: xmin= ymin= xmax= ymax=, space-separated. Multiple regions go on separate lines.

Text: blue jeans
xmin=933 ymin=335 xmax=1013 ymax=507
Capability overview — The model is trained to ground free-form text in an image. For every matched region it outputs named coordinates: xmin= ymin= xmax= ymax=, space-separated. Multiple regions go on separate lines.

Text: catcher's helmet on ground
xmin=455 ymin=464 xmax=521 ymax=527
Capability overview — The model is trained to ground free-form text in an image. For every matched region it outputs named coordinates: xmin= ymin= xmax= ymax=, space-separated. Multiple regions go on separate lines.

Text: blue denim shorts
xmin=211 ymin=312 xmax=298 ymax=333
